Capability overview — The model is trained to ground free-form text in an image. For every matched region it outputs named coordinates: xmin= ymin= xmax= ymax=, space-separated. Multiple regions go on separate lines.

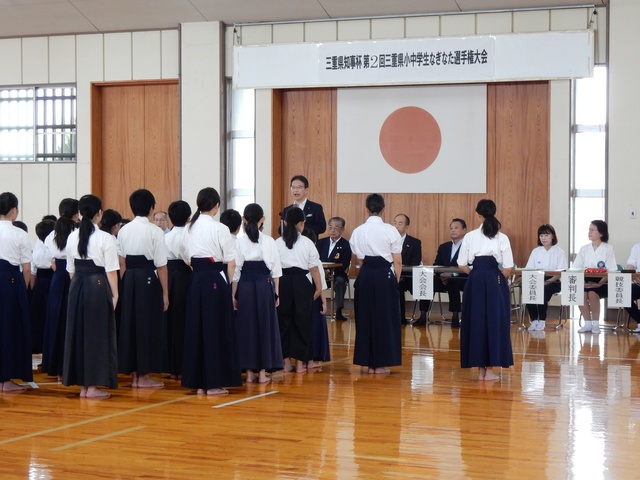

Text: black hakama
xmin=277 ymin=267 xmax=314 ymax=362
xmin=42 ymin=258 xmax=70 ymax=377
xmin=525 ymin=278 xmax=562 ymax=321
xmin=117 ymin=255 xmax=165 ymax=376
xmin=309 ymin=298 xmax=330 ymax=362
xmin=181 ymin=258 xmax=242 ymax=390
xmin=353 ymin=256 xmax=402 ymax=369
xmin=165 ymin=259 xmax=191 ymax=375
xmin=0 ymin=260 xmax=33 ymax=383
xmin=235 ymin=261 xmax=283 ymax=373
xmin=62 ymin=260 xmax=117 ymax=389
xmin=460 ymin=256 xmax=514 ymax=369
xmin=29 ymin=268 xmax=53 ymax=353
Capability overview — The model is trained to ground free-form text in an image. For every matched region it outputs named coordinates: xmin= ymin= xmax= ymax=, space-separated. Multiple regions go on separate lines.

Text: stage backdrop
xmin=337 ymin=84 xmax=487 ymax=193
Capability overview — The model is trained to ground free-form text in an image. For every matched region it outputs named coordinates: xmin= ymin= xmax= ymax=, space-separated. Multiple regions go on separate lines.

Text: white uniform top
xmin=0 ymin=220 xmax=32 ymax=266
xmin=275 ymin=234 xmax=320 ymax=284
xmin=572 ymin=242 xmax=617 ymax=271
xmin=31 ymin=240 xmax=52 ymax=274
xmin=181 ymin=214 xmax=236 ymax=264
xmin=117 ymin=216 xmax=167 ymax=268
xmin=525 ymin=245 xmax=568 ymax=271
xmin=65 ymin=225 xmax=120 ymax=274
xmin=457 ymin=226 xmax=515 ymax=268
xmin=626 ymin=243 xmax=640 ymax=269
xmin=165 ymin=226 xmax=189 ymax=264
xmin=233 ymin=232 xmax=282 ymax=282
xmin=44 ymin=230 xmax=70 ymax=260
xmin=349 ymin=216 xmax=402 ymax=263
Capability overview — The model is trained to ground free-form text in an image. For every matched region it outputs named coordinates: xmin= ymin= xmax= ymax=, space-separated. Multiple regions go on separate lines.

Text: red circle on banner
xmin=378 ymin=106 xmax=442 ymax=174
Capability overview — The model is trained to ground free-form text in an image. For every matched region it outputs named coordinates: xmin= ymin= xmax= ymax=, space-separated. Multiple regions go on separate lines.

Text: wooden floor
xmin=2 ymin=311 xmax=640 ymax=480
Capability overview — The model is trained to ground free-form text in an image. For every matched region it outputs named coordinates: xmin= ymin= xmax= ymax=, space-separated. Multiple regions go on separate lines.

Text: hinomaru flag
xmin=337 ymin=84 xmax=486 ymax=193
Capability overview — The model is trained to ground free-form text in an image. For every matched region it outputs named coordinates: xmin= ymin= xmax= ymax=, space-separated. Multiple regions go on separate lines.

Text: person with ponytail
xmin=457 ymin=199 xmax=514 ymax=381
xmin=0 ymin=192 xmax=33 ymax=392
xmin=63 ymin=194 xmax=119 ymax=398
xmin=275 ymin=206 xmax=324 ymax=374
xmin=117 ymin=189 xmax=169 ymax=389
xmin=349 ymin=194 xmax=403 ymax=375
xmin=232 ymin=203 xmax=283 ymax=384
xmin=42 ymin=198 xmax=79 ymax=381
xmin=181 ymin=187 xmax=241 ymax=395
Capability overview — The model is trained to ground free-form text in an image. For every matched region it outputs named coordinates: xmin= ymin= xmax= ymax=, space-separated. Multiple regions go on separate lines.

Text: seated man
xmin=624 ymin=243 xmax=640 ymax=333
xmin=317 ymin=217 xmax=352 ymax=320
xmin=394 ymin=214 xmax=429 ymax=326
xmin=434 ymin=218 xmax=468 ymax=328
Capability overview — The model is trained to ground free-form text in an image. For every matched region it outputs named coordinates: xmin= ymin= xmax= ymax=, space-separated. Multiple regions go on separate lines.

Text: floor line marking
xmin=213 ymin=390 xmax=278 ymax=408
xmin=0 ymin=394 xmax=191 ymax=446
xmin=51 ymin=425 xmax=146 ymax=451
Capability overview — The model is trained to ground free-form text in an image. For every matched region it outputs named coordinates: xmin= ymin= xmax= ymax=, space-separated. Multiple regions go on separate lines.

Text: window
xmin=226 ymin=84 xmax=255 ymax=213
xmin=0 ymin=86 xmax=76 ymax=162
xmin=571 ymin=66 xmax=607 ymax=259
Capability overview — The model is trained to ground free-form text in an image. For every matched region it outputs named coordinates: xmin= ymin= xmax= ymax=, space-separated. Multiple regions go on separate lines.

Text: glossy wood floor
xmin=2 ymin=309 xmax=640 ymax=480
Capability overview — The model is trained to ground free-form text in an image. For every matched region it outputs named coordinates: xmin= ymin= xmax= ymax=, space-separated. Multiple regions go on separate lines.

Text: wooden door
xmin=91 ymin=80 xmax=180 ymax=219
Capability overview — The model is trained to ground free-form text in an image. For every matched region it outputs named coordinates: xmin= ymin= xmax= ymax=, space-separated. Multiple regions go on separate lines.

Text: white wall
xmin=0 ymin=30 xmax=179 ymax=242
xmin=608 ymin=0 xmax=640 ymax=263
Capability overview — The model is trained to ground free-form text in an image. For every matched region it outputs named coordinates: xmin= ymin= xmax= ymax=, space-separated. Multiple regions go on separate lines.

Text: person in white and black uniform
xmin=181 ymin=187 xmax=241 ymax=395
xmin=350 ymin=194 xmax=403 ymax=375
xmin=117 ymin=189 xmax=169 ymax=389
xmin=29 ymin=218 xmax=55 ymax=354
xmin=0 ymin=192 xmax=33 ymax=392
xmin=276 ymin=207 xmax=324 ymax=374
xmin=63 ymin=194 xmax=119 ymax=399
xmin=164 ymin=200 xmax=192 ymax=380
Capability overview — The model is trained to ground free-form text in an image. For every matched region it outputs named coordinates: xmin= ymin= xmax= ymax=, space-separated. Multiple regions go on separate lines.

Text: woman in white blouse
xmin=525 ymin=224 xmax=568 ymax=331
xmin=572 ymin=220 xmax=617 ymax=334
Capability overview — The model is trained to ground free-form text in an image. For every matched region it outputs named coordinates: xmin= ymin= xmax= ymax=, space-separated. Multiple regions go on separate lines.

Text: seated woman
xmin=572 ymin=220 xmax=617 ymax=334
xmin=525 ymin=224 xmax=568 ymax=331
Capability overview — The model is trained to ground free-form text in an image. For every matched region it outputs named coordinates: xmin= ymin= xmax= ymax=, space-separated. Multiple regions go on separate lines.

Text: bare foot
xmin=295 ymin=360 xmax=306 ymax=373
xmin=196 ymin=389 xmax=205 ymax=395
xmin=1 ymin=380 xmax=26 ymax=392
xmin=245 ymin=371 xmax=256 ymax=383
xmin=478 ymin=367 xmax=486 ymax=381
xmin=79 ymin=387 xmax=88 ymax=398
xmin=258 ymin=376 xmax=271 ymax=384
xmin=368 ymin=368 xmax=375 ymax=374
xmin=136 ymin=375 xmax=164 ymax=389
xmin=374 ymin=367 xmax=390 ymax=375
xmin=307 ymin=361 xmax=322 ymax=370
xmin=206 ymin=388 xmax=228 ymax=396
xmin=86 ymin=387 xmax=110 ymax=399
xmin=131 ymin=372 xmax=138 ymax=388
xmin=484 ymin=368 xmax=500 ymax=381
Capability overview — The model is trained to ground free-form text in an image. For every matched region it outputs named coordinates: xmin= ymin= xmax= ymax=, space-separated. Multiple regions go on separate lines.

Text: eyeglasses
xmin=290 ymin=184 xmax=305 ymax=190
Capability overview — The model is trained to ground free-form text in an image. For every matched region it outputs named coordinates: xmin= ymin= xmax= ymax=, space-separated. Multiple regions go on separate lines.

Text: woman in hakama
xmin=0 ymin=192 xmax=33 ymax=392
xmin=457 ymin=199 xmax=514 ymax=381
xmin=232 ymin=203 xmax=283 ymax=384
xmin=63 ymin=194 xmax=119 ymax=398
xmin=181 ymin=188 xmax=242 ymax=395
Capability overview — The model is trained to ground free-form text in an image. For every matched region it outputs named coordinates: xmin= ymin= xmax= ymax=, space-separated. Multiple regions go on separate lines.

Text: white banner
xmin=412 ymin=267 xmax=434 ymax=300
xmin=608 ymin=273 xmax=632 ymax=308
xmin=337 ymin=85 xmax=486 ymax=193
xmin=522 ymin=271 xmax=544 ymax=305
xmin=234 ymin=31 xmax=593 ymax=89
xmin=561 ymin=271 xmax=584 ymax=306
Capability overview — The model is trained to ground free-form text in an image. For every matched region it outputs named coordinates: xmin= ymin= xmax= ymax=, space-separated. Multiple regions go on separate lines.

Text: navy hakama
xmin=353 ymin=256 xmax=402 ymax=369
xmin=235 ymin=261 xmax=283 ymax=373
xmin=118 ymin=255 xmax=165 ymax=376
xmin=29 ymin=267 xmax=53 ymax=353
xmin=309 ymin=298 xmax=330 ymax=362
xmin=165 ymin=259 xmax=191 ymax=375
xmin=460 ymin=256 xmax=513 ymax=368
xmin=181 ymin=258 xmax=242 ymax=390
xmin=277 ymin=267 xmax=314 ymax=362
xmin=0 ymin=260 xmax=33 ymax=383
xmin=42 ymin=258 xmax=70 ymax=376
xmin=62 ymin=260 xmax=118 ymax=389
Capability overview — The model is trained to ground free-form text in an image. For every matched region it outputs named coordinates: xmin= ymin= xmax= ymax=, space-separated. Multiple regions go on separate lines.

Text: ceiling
xmin=0 ymin=0 xmax=606 ymax=39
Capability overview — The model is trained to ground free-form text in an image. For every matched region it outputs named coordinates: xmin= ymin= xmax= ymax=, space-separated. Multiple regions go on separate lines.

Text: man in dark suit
xmin=434 ymin=218 xmax=468 ymax=328
xmin=394 ymin=214 xmax=429 ymax=326
xmin=317 ymin=217 xmax=352 ymax=320
xmin=279 ymin=174 xmax=327 ymax=236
